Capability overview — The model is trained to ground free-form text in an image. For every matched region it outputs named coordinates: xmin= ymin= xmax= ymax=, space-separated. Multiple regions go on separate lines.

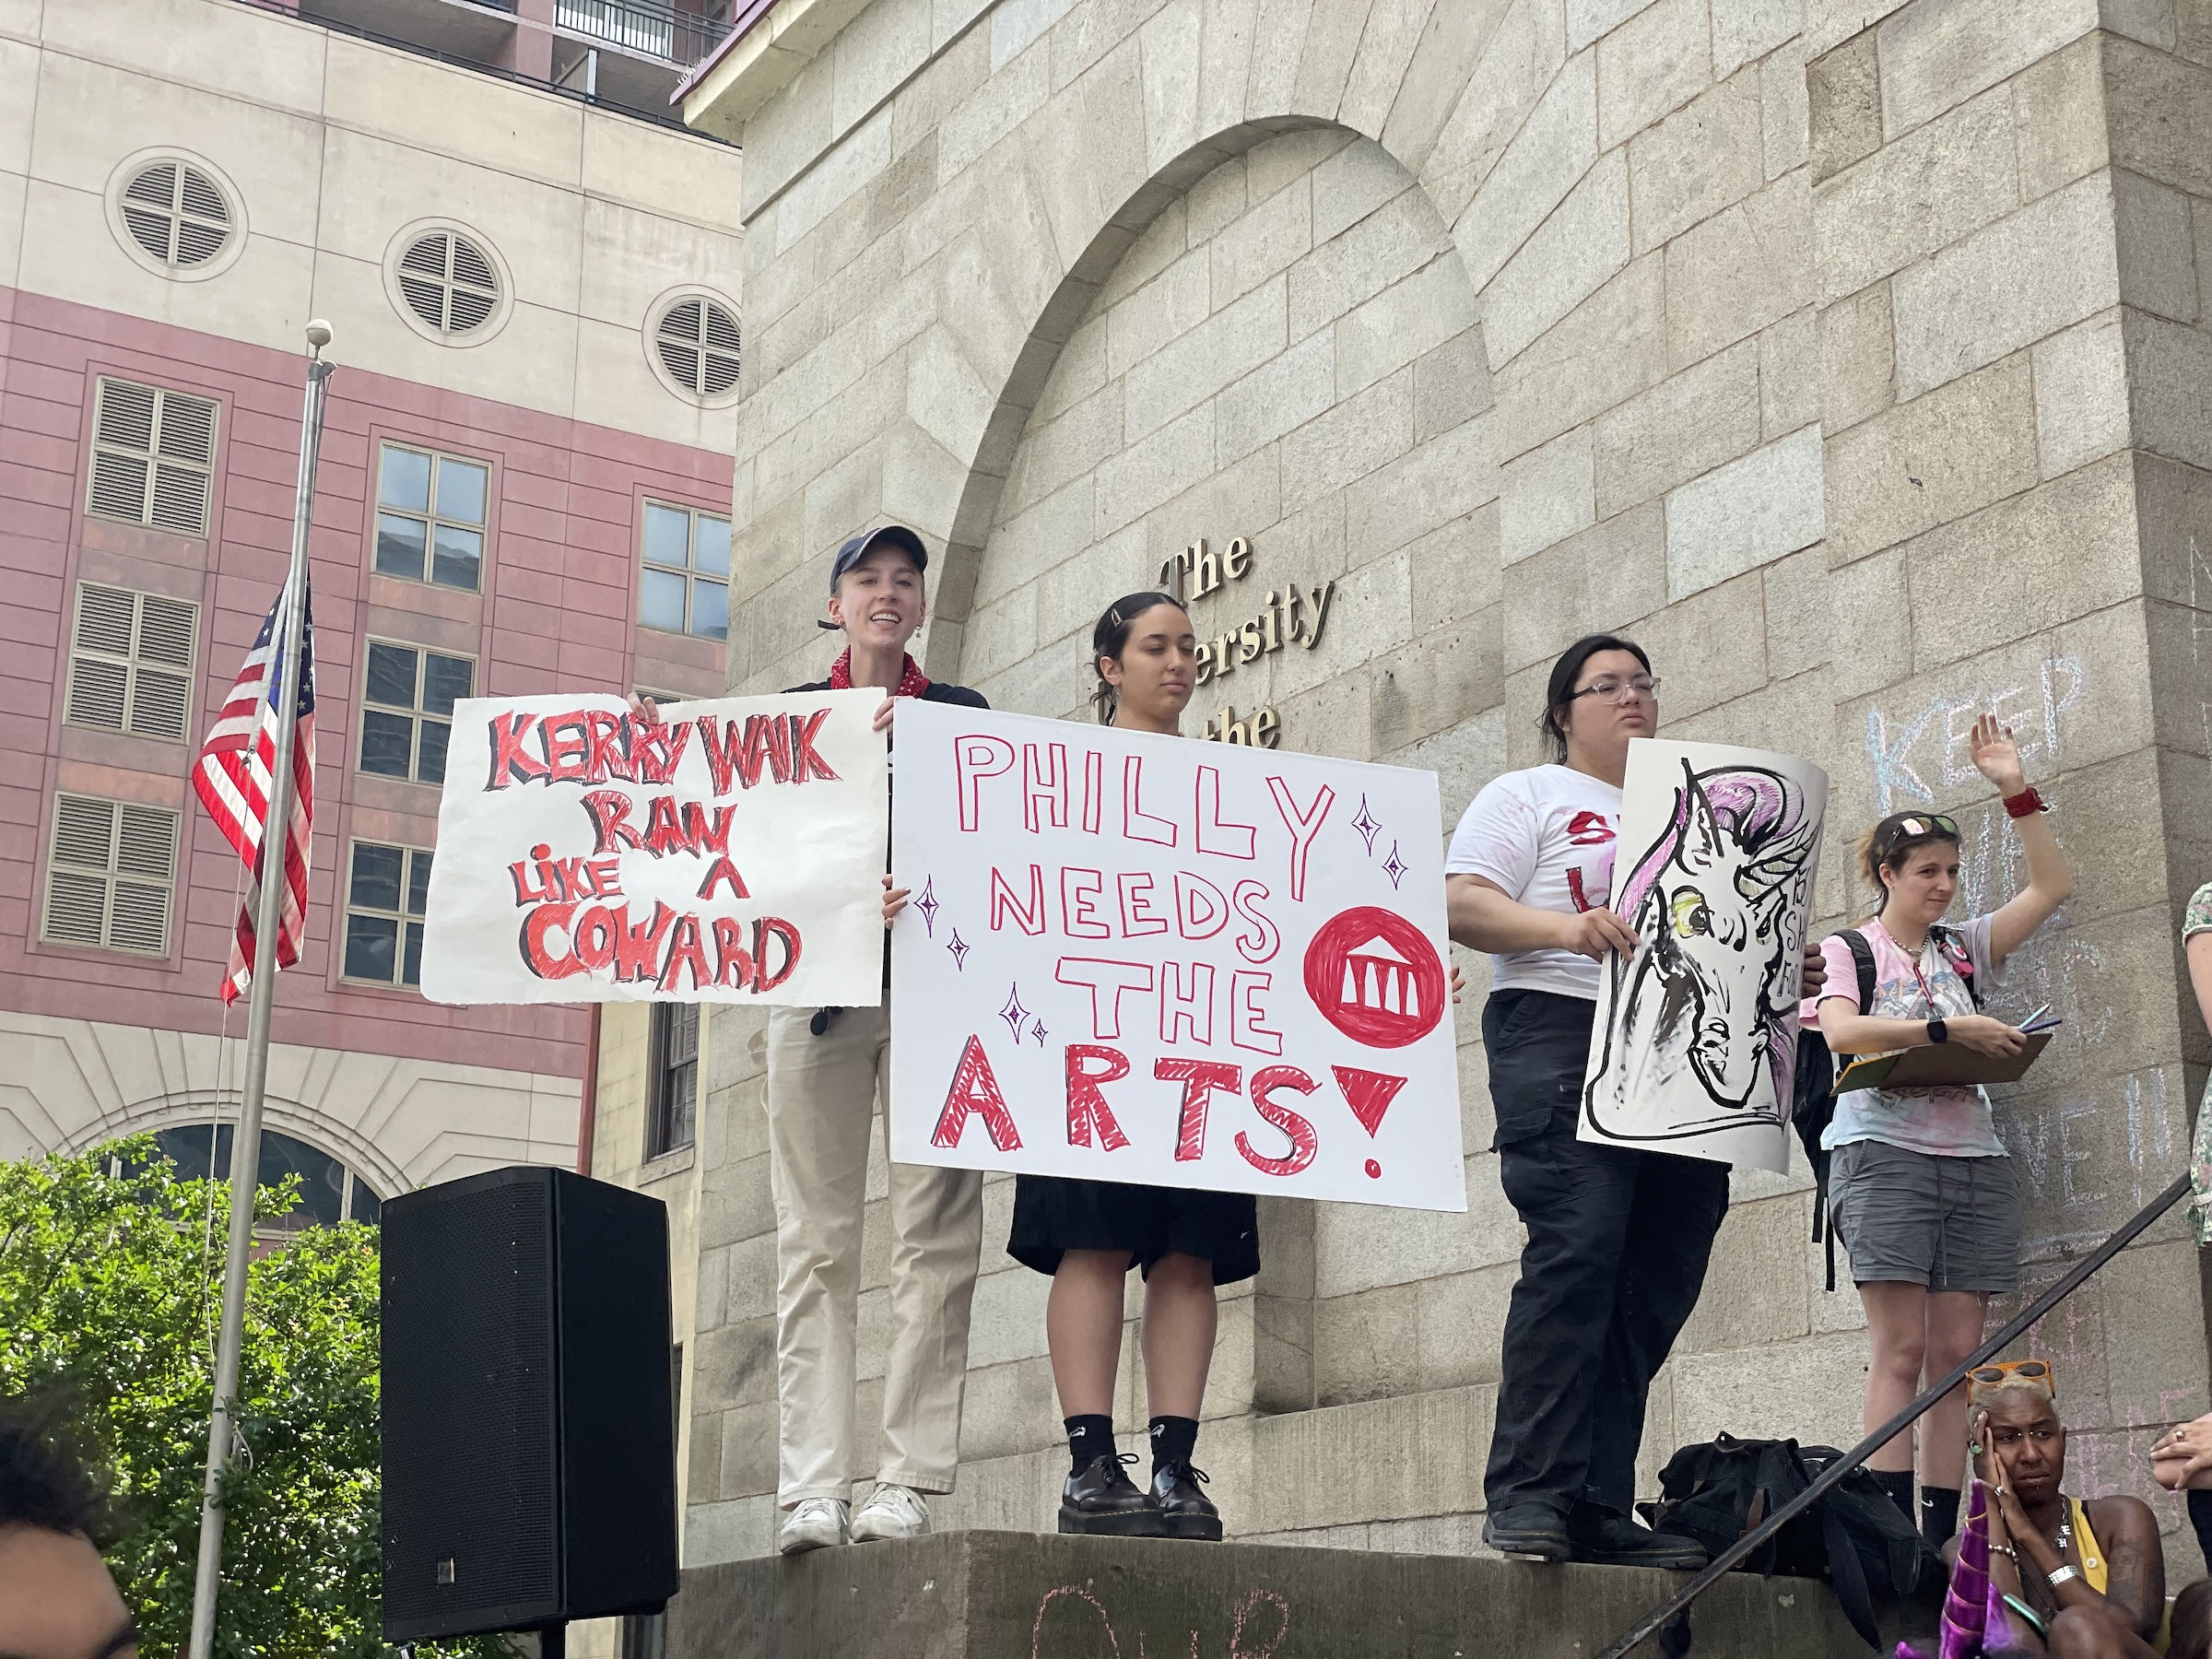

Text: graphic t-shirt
xmin=1445 ymin=764 xmax=1621 ymax=1001
xmin=2185 ymin=883 xmax=2212 ymax=1244
xmin=1806 ymin=913 xmax=2008 ymax=1159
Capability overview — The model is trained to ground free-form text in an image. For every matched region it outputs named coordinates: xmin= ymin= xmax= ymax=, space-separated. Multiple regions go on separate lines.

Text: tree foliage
xmin=0 ymin=1136 xmax=509 ymax=1658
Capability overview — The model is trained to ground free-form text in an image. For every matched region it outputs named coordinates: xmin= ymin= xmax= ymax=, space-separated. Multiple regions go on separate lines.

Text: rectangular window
xmin=359 ymin=640 xmax=473 ymax=785
xmin=41 ymin=793 xmax=179 ymax=956
xmin=64 ymin=582 xmax=198 ymax=742
xmin=374 ymin=443 xmax=488 ymax=591
xmin=87 ymin=377 xmax=218 ymax=536
xmin=646 ymin=1002 xmax=698 ymax=1158
xmin=343 ymin=841 xmax=431 ymax=987
xmin=638 ymin=502 xmax=729 ymax=641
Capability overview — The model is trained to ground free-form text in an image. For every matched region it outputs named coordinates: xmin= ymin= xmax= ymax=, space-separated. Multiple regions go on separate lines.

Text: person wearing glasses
xmin=1814 ymin=715 xmax=2071 ymax=1554
xmin=1446 ymin=634 xmax=1826 ymax=1567
xmin=1947 ymin=1359 xmax=2167 ymax=1657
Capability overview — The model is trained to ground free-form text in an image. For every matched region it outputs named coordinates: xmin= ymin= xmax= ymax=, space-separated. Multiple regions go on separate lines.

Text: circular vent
xmin=654 ymin=296 xmax=741 ymax=400
xmin=395 ymin=229 xmax=500 ymax=335
xmin=120 ymin=160 xmax=230 ymax=268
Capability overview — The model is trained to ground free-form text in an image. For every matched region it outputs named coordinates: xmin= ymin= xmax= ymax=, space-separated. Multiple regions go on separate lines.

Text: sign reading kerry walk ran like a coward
xmin=419 ymin=689 xmax=888 ymax=1006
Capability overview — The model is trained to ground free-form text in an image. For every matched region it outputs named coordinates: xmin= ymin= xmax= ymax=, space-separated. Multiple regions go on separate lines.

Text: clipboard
xmin=1834 ymin=1031 xmax=2053 ymax=1093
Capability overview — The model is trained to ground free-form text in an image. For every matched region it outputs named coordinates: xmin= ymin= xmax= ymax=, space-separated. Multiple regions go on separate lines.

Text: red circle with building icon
xmin=1301 ymin=907 xmax=1446 ymax=1048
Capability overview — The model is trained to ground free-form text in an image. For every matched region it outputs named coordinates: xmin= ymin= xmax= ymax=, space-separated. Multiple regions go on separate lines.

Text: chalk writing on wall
xmin=1030 ymin=1584 xmax=1290 ymax=1659
xmin=1865 ymin=654 xmax=2087 ymax=814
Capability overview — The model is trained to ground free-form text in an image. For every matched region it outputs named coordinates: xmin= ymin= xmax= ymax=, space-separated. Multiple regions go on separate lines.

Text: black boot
xmin=1058 ymin=1453 xmax=1164 ymax=1536
xmin=1151 ymin=1461 xmax=1222 ymax=1541
xmin=1566 ymin=1503 xmax=1708 ymax=1569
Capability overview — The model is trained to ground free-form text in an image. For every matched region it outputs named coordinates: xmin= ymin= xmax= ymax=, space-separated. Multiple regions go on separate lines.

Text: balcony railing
xmin=556 ymin=0 xmax=728 ymax=65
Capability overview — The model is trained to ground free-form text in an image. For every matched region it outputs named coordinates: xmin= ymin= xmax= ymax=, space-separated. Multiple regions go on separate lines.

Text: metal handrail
xmin=227 ymin=0 xmax=736 ymax=140
xmin=556 ymin=0 xmax=731 ymax=65
xmin=1598 ymin=1171 xmax=2194 ymax=1659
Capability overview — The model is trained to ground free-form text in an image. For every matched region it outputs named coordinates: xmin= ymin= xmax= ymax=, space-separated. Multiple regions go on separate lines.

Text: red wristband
xmin=2003 ymin=787 xmax=2046 ymax=818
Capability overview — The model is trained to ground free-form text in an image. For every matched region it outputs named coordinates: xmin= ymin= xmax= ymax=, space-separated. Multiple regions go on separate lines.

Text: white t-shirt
xmin=1445 ymin=764 xmax=1621 ymax=1000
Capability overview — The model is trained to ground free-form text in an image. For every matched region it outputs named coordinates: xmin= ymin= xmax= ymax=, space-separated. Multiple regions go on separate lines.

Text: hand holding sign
xmin=420 ymin=689 xmax=888 ymax=1006
xmin=886 ymin=702 xmax=1465 ymax=1211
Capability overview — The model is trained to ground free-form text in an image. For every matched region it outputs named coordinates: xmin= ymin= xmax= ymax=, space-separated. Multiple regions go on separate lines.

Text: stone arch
xmin=934 ymin=120 xmax=1490 ymax=762
xmin=57 ymin=1090 xmax=410 ymax=1201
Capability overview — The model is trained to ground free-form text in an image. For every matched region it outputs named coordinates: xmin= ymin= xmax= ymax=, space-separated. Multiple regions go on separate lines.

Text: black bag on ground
xmin=1792 ymin=927 xmax=1978 ymax=1290
xmin=1642 ymin=1433 xmax=1936 ymax=1651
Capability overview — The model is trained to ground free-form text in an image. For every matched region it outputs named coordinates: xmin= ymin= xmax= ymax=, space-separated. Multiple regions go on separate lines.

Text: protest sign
xmin=419 ymin=689 xmax=888 ymax=1006
xmin=887 ymin=701 xmax=1465 ymax=1211
xmin=1579 ymin=737 xmax=1829 ymax=1172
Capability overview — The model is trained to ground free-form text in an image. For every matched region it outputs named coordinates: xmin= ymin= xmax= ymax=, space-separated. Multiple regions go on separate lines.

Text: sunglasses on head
xmin=1877 ymin=813 xmax=1961 ymax=855
xmin=1968 ymin=1359 xmax=2055 ymax=1397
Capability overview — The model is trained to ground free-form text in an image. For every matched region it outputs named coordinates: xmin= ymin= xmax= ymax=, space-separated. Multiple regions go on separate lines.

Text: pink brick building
xmin=0 ymin=0 xmax=744 ymax=1225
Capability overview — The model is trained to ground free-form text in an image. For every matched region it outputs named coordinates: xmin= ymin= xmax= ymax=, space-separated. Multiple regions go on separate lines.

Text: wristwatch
xmin=1928 ymin=1018 xmax=1949 ymax=1044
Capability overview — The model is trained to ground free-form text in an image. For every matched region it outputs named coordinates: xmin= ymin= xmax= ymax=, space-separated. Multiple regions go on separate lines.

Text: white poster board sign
xmin=420 ymin=690 xmax=887 ymax=1006
xmin=888 ymin=701 xmax=1465 ymax=1211
xmin=1579 ymin=737 xmax=1829 ymax=1172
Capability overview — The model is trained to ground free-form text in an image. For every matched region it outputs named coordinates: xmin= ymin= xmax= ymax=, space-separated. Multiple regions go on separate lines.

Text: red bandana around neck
xmin=829 ymin=648 xmax=931 ymax=699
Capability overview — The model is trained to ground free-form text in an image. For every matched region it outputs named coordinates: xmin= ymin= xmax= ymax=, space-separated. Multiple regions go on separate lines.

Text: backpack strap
xmin=1841 ymin=928 xmax=1877 ymax=1013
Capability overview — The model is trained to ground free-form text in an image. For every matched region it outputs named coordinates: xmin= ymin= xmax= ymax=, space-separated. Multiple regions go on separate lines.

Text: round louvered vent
xmin=117 ymin=159 xmax=232 ymax=269
xmin=395 ymin=229 xmax=501 ymax=336
xmin=653 ymin=296 xmax=742 ymax=402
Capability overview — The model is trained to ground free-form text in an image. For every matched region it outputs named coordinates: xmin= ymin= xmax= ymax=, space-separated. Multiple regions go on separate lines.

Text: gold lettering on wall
xmin=1154 ymin=536 xmax=1335 ymax=749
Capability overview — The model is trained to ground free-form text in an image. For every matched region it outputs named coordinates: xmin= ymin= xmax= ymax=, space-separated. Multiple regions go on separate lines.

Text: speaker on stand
xmin=382 ymin=1165 xmax=680 ymax=1648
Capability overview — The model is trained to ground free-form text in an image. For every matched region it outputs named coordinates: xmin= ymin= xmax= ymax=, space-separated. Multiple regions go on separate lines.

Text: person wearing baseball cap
xmin=766 ymin=524 xmax=991 ymax=1555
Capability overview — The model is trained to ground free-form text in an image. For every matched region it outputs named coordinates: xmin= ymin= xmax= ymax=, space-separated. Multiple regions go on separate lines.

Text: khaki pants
xmin=764 ymin=1000 xmax=983 ymax=1506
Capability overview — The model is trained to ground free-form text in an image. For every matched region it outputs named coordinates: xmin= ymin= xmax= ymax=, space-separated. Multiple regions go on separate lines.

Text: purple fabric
xmin=1898 ymin=1483 xmax=2041 ymax=1659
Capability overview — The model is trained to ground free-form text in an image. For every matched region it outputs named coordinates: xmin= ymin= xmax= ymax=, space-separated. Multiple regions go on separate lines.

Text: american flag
xmin=192 ymin=579 xmax=316 ymax=1005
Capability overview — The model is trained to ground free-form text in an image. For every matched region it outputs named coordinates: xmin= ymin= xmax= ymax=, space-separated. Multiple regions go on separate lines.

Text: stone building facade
xmin=672 ymin=0 xmax=2212 ymax=1566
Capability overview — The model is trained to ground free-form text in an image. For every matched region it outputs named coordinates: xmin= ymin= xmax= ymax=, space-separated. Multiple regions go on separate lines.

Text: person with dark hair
xmin=0 ymin=1394 xmax=138 ymax=1659
xmin=1444 ymin=634 xmax=1826 ymax=1567
xmin=1814 ymin=715 xmax=2070 ymax=1554
xmin=749 ymin=525 xmax=994 ymax=1555
xmin=1001 ymin=592 xmax=1250 ymax=1542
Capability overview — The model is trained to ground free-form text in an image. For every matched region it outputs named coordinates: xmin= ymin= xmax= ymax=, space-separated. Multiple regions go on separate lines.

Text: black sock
xmin=1871 ymin=1470 xmax=1915 ymax=1526
xmin=1921 ymin=1484 xmax=1960 ymax=1547
xmin=1149 ymin=1415 xmax=1199 ymax=1476
xmin=1065 ymin=1415 xmax=1115 ymax=1475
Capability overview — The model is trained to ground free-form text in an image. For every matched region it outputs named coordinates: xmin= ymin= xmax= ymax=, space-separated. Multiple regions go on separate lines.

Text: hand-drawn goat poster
xmin=886 ymin=700 xmax=1465 ymax=1211
xmin=1578 ymin=738 xmax=1829 ymax=1172
xmin=419 ymin=689 xmax=888 ymax=1007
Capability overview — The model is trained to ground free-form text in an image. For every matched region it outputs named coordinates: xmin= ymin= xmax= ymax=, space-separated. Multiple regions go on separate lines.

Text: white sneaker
xmin=778 ymin=1497 xmax=848 ymax=1555
xmin=850 ymin=1481 xmax=930 ymax=1542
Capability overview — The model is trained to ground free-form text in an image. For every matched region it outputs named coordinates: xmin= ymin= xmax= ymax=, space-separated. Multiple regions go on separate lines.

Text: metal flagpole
xmin=186 ymin=321 xmax=335 ymax=1659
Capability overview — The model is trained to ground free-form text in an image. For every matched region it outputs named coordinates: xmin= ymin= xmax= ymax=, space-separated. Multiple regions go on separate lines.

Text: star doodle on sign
xmin=915 ymin=876 xmax=940 ymax=935
xmin=947 ymin=928 xmax=970 ymax=971
xmin=1351 ymin=794 xmax=1382 ymax=855
xmin=1001 ymin=985 xmax=1031 ymax=1039
xmin=1382 ymin=841 xmax=1408 ymax=889
xmin=1032 ymin=1018 xmax=1048 ymax=1047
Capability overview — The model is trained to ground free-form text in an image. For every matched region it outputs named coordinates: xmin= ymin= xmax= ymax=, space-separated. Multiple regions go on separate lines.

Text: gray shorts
xmin=1829 ymin=1139 xmax=2022 ymax=1293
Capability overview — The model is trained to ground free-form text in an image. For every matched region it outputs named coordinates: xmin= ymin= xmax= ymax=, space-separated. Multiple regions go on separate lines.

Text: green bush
xmin=0 ymin=1136 xmax=512 ymax=1658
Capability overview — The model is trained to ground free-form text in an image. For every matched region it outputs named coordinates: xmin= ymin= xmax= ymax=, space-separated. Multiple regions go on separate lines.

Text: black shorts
xmin=1007 ymin=1174 xmax=1261 ymax=1285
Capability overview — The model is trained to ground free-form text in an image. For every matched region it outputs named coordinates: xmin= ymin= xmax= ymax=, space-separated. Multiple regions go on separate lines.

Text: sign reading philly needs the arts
xmin=887 ymin=700 xmax=1466 ymax=1211
xmin=419 ymin=689 xmax=888 ymax=1007
xmin=1579 ymin=737 xmax=1830 ymax=1173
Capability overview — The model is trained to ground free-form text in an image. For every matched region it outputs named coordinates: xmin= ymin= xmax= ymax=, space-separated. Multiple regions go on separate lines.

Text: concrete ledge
xmin=666 ymin=1529 xmax=1935 ymax=1658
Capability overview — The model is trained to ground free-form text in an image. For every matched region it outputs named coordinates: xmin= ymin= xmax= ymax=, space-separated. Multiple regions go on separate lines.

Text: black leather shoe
xmin=1058 ymin=1453 xmax=1165 ymax=1536
xmin=1567 ymin=1509 xmax=1707 ymax=1569
xmin=1482 ymin=1503 xmax=1570 ymax=1561
xmin=1151 ymin=1462 xmax=1222 ymax=1541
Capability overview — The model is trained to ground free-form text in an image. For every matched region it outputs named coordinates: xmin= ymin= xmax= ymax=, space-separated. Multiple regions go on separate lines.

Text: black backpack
xmin=1793 ymin=926 xmax=1978 ymax=1289
xmin=1642 ymin=1434 xmax=1937 ymax=1653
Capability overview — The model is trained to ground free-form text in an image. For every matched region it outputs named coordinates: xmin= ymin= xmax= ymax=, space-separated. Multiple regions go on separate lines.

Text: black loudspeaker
xmin=382 ymin=1165 xmax=678 ymax=1641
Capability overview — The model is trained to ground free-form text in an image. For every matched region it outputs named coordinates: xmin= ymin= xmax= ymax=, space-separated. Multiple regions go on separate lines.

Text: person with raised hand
xmin=1815 ymin=713 xmax=2072 ymax=1553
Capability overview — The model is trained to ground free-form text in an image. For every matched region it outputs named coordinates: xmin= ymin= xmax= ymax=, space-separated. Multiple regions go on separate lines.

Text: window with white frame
xmin=343 ymin=841 xmax=431 ymax=988
xmin=41 ymin=793 xmax=179 ymax=957
xmin=638 ymin=503 xmax=728 ymax=641
xmin=359 ymin=641 xmax=472 ymax=786
xmin=64 ymin=582 xmax=198 ymax=742
xmin=374 ymin=444 xmax=488 ymax=591
xmin=87 ymin=378 xmax=218 ymax=537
